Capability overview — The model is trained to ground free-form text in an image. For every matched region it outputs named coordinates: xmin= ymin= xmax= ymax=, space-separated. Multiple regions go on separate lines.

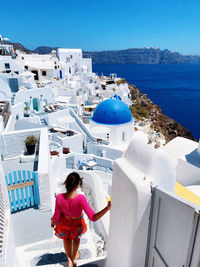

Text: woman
xmin=51 ymin=172 xmax=111 ymax=267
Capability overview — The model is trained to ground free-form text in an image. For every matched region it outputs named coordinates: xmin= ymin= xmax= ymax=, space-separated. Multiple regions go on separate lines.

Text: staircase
xmin=16 ymin=232 xmax=104 ymax=267
xmin=11 ymin=93 xmax=16 ymax=105
xmin=40 ymin=117 xmax=48 ymax=126
xmin=69 ymin=108 xmax=109 ymax=147
xmin=16 ymin=179 xmax=106 ymax=267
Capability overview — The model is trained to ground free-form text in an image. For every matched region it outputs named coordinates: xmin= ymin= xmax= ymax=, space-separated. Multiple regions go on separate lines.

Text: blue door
xmin=9 ymin=78 xmax=19 ymax=93
xmin=60 ymin=70 xmax=62 ymax=79
xmin=5 ymin=170 xmax=40 ymax=213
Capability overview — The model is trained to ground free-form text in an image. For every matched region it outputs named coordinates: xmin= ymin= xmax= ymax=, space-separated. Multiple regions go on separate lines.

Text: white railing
xmin=69 ymin=108 xmax=109 ymax=145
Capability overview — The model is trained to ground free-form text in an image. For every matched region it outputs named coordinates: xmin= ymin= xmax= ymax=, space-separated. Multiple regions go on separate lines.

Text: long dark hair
xmin=63 ymin=172 xmax=83 ymax=192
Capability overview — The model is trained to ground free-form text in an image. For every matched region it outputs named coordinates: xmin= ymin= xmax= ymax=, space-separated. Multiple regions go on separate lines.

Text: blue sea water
xmin=93 ymin=64 xmax=200 ymax=140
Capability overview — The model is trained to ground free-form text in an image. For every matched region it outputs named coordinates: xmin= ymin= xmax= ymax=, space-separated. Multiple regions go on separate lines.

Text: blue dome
xmin=91 ymin=98 xmax=133 ymax=125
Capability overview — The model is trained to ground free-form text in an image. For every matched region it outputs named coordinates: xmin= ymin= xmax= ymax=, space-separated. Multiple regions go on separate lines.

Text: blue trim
xmin=90 ymin=117 xmax=134 ymax=126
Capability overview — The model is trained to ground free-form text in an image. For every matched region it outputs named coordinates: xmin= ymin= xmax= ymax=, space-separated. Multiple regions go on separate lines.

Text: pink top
xmin=52 ymin=193 xmax=97 ymax=224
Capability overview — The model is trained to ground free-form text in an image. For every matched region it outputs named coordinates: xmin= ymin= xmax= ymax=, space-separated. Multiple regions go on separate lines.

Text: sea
xmin=93 ymin=63 xmax=200 ymax=140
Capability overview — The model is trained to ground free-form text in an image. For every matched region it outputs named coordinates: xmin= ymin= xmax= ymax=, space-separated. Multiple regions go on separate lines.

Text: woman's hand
xmin=107 ymin=201 xmax=111 ymax=210
xmin=93 ymin=201 xmax=111 ymax=221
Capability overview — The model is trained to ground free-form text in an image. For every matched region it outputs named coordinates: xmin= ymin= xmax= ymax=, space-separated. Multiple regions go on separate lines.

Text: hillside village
xmin=0 ymin=38 xmax=200 ymax=267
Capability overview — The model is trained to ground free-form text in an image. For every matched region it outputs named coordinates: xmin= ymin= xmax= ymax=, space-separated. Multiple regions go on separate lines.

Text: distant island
xmin=86 ymin=48 xmax=200 ymax=64
xmin=5 ymin=41 xmax=200 ymax=64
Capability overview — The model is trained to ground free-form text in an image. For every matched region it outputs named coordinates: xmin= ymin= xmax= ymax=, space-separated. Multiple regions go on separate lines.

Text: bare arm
xmin=93 ymin=201 xmax=111 ymax=221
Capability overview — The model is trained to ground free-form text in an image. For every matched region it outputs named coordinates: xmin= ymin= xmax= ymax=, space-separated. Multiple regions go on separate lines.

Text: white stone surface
xmin=125 ymin=133 xmax=176 ymax=192
xmin=0 ymin=159 xmax=19 ymax=267
xmin=38 ymin=128 xmax=52 ymax=211
xmin=164 ymin=137 xmax=198 ymax=167
xmin=0 ymin=128 xmax=40 ymax=159
xmin=164 ymin=137 xmax=200 ymax=187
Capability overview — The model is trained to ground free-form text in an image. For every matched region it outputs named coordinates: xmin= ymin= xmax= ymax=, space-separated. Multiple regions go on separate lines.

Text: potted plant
xmin=24 ymin=106 xmax=30 ymax=117
xmin=25 ymin=135 xmax=38 ymax=155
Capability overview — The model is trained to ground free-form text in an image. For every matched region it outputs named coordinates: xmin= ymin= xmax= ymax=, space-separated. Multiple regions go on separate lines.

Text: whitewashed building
xmin=57 ymin=48 xmax=92 ymax=78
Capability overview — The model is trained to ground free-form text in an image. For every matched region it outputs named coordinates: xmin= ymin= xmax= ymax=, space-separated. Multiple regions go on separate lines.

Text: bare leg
xmin=63 ymin=239 xmax=73 ymax=267
xmin=72 ymin=238 xmax=80 ymax=265
xmin=76 ymin=250 xmax=80 ymax=260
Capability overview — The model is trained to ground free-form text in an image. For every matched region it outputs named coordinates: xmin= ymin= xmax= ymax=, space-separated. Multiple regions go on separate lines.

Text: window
xmin=54 ymin=66 xmax=57 ymax=70
xmin=5 ymin=63 xmax=10 ymax=69
xmin=66 ymin=57 xmax=70 ymax=63
xmin=69 ymin=67 xmax=71 ymax=74
xmin=42 ymin=70 xmax=47 ymax=76
xmin=15 ymin=71 xmax=19 ymax=75
xmin=122 ymin=132 xmax=126 ymax=142
xmin=70 ymin=55 xmax=73 ymax=59
xmin=24 ymin=65 xmax=28 ymax=70
xmin=22 ymin=57 xmax=24 ymax=60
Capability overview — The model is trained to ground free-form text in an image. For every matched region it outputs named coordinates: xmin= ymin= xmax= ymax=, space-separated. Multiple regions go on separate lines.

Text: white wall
xmin=79 ymin=58 xmax=92 ymax=73
xmin=14 ymin=86 xmax=53 ymax=106
xmin=88 ymin=143 xmax=123 ymax=160
xmin=0 ymin=77 xmax=12 ymax=100
xmin=105 ymin=158 xmax=151 ymax=267
xmin=37 ymin=128 xmax=52 ymax=210
xmin=0 ymin=159 xmax=19 ymax=267
xmin=79 ymin=170 xmax=109 ymax=240
xmin=52 ymin=131 xmax=83 ymax=153
xmin=176 ymin=158 xmax=200 ymax=186
xmin=48 ymin=155 xmax=67 ymax=210
xmin=15 ymin=116 xmax=42 ymax=131
xmin=105 ymin=134 xmax=176 ymax=267
xmin=90 ymin=120 xmax=134 ymax=146
xmin=4 ymin=211 xmax=19 ymax=267
xmin=39 ymin=69 xmax=54 ymax=82
xmin=0 ymin=56 xmax=23 ymax=73
xmin=125 ymin=133 xmax=176 ymax=192
xmin=5 ymin=102 xmax=25 ymax=132
xmin=47 ymin=108 xmax=70 ymax=126
xmin=11 ymin=102 xmax=24 ymax=119
xmin=58 ymin=49 xmax=82 ymax=64
xmin=0 ymin=128 xmax=40 ymax=159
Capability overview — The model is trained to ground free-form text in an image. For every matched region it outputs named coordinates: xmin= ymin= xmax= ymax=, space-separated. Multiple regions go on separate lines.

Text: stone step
xmin=16 ymin=225 xmax=105 ymax=267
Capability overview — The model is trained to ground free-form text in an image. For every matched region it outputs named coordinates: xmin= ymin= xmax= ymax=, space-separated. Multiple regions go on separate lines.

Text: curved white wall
xmin=105 ymin=133 xmax=176 ymax=267
xmin=125 ymin=133 xmax=176 ymax=192
xmin=105 ymin=157 xmax=151 ymax=267
xmin=0 ymin=78 xmax=12 ymax=100
xmin=90 ymin=120 xmax=134 ymax=146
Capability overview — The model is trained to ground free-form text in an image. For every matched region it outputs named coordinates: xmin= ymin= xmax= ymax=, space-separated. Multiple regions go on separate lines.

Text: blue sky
xmin=1 ymin=0 xmax=200 ymax=54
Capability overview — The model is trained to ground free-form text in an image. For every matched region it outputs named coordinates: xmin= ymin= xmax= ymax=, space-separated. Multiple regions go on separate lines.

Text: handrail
xmin=0 ymin=181 xmax=6 ymax=265
xmin=69 ymin=108 xmax=109 ymax=145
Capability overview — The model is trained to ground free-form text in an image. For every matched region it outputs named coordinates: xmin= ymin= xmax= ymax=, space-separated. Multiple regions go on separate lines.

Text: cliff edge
xmin=127 ymin=82 xmax=196 ymax=143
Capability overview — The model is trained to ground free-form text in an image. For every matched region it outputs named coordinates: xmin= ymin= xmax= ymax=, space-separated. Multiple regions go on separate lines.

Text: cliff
xmin=4 ymin=40 xmax=200 ymax=64
xmin=127 ymin=82 xmax=196 ymax=143
xmin=87 ymin=48 xmax=200 ymax=64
